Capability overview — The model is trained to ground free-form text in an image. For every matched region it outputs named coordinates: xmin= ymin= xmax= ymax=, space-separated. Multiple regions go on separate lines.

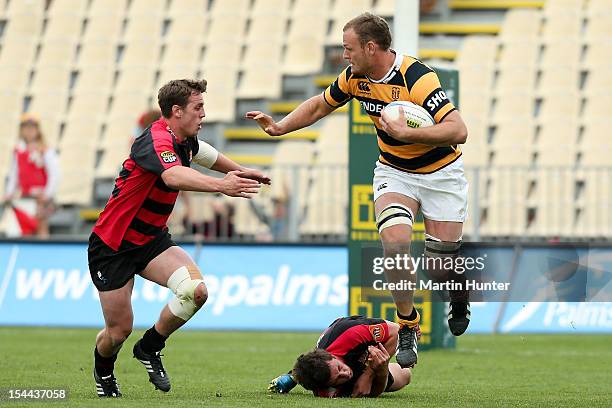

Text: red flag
xmin=12 ymin=205 xmax=38 ymax=236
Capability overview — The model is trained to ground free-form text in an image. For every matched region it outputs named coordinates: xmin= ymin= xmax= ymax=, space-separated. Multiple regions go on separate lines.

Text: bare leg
xmin=96 ymin=278 xmax=134 ymax=357
xmin=375 ymin=193 xmax=420 ymax=316
xmin=423 ymin=219 xmax=463 ymax=243
xmin=133 ymin=246 xmax=208 ymax=392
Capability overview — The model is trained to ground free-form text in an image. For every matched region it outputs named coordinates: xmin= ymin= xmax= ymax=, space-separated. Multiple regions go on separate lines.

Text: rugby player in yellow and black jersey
xmin=247 ymin=13 xmax=471 ymax=371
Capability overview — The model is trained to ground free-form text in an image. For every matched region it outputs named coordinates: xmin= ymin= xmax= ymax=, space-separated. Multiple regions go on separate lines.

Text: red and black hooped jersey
xmin=315 ymin=315 xmax=391 ymax=396
xmin=93 ymin=117 xmax=198 ymax=251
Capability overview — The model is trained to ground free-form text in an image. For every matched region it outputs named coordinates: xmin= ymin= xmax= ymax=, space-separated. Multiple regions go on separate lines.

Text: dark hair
xmin=292 ymin=349 xmax=333 ymax=391
xmin=343 ymin=12 xmax=392 ymax=51
xmin=158 ymin=79 xmax=207 ymax=118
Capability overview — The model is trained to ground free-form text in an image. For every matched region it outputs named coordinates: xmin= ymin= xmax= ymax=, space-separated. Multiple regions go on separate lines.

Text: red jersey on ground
xmin=93 ymin=117 xmax=199 ymax=251
xmin=314 ymin=316 xmax=391 ymax=397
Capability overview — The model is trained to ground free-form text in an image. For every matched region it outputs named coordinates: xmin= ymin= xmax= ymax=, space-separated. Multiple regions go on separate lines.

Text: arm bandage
xmin=193 ymin=140 xmax=219 ymax=168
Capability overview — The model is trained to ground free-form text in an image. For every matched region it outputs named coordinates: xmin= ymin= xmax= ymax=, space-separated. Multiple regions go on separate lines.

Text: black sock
xmin=94 ymin=347 xmax=117 ymax=377
xmin=140 ymin=326 xmax=168 ymax=353
xmin=397 ymin=307 xmax=418 ymax=322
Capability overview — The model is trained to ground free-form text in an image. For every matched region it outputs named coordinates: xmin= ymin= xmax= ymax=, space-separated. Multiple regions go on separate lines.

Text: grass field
xmin=1 ymin=327 xmax=610 ymax=407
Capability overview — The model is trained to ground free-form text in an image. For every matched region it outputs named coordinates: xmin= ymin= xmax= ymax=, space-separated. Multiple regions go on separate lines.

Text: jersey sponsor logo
xmin=425 ymin=90 xmax=448 ymax=112
xmin=391 ymin=87 xmax=400 ymax=100
xmin=369 ymin=323 xmax=385 ymax=342
xmin=359 ymin=100 xmax=385 ymax=115
xmin=357 ymin=81 xmax=371 ymax=93
xmin=160 ymin=150 xmax=177 ymax=163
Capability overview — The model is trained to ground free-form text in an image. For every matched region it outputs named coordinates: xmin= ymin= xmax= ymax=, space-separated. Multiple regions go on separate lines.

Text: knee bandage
xmin=376 ymin=204 xmax=414 ymax=233
xmin=167 ymin=265 xmax=205 ymax=321
xmin=424 ymin=234 xmax=462 ymax=259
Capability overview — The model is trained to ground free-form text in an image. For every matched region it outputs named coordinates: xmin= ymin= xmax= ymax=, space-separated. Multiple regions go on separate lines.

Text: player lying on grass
xmin=268 ymin=316 xmax=416 ymax=397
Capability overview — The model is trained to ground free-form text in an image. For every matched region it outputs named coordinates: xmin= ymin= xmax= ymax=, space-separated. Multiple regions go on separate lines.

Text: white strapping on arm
xmin=193 ymin=140 xmax=219 ymax=169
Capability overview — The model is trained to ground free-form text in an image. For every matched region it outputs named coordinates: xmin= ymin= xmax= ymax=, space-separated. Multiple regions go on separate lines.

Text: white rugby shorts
xmin=373 ymin=156 xmax=468 ymax=222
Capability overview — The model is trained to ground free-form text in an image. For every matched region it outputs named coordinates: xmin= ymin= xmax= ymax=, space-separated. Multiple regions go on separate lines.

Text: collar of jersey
xmin=166 ymin=125 xmax=189 ymax=145
xmin=366 ymin=50 xmax=402 ymax=84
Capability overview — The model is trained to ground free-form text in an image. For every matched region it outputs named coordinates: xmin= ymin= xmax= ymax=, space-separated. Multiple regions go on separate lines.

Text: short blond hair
xmin=343 ymin=12 xmax=392 ymax=50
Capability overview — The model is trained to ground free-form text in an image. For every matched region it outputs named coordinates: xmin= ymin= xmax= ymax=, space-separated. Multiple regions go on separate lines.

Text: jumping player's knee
xmin=166 ymin=265 xmax=206 ymax=321
xmin=424 ymin=234 xmax=462 ymax=254
xmin=424 ymin=234 xmax=462 ymax=279
xmin=424 ymin=234 xmax=462 ymax=261
xmin=376 ymin=203 xmax=414 ymax=238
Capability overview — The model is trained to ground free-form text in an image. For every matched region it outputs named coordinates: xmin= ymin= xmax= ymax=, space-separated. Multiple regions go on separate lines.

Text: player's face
xmin=326 ymin=357 xmax=353 ymax=387
xmin=342 ymin=28 xmax=369 ymax=75
xmin=179 ymin=92 xmax=205 ymax=137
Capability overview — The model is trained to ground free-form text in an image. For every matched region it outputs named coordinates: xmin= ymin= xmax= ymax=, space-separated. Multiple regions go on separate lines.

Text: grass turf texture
xmin=1 ymin=327 xmax=610 ymax=407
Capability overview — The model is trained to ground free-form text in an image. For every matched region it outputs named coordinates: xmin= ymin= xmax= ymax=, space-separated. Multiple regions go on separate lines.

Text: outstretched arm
xmin=245 ymin=94 xmax=335 ymax=136
xmin=210 ymin=153 xmax=271 ymax=185
xmin=161 ymin=166 xmax=261 ymax=198
xmin=193 ymin=140 xmax=270 ymax=185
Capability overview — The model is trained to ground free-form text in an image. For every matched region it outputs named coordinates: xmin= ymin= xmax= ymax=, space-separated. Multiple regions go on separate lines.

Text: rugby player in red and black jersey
xmin=89 ymin=79 xmax=270 ymax=398
xmin=268 ymin=316 xmax=415 ymax=398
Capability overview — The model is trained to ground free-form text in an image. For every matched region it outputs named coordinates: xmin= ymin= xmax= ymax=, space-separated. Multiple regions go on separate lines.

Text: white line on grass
xmin=0 ymin=245 xmax=19 ymax=310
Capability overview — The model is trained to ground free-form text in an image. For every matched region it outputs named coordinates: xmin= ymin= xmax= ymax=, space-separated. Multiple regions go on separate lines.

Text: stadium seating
xmin=449 ymin=0 xmax=612 ymax=239
xmin=0 ymin=0 xmax=610 ymax=241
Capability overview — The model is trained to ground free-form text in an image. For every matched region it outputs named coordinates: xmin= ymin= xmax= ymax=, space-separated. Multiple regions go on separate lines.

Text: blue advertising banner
xmin=0 ymin=243 xmax=348 ymax=331
xmin=466 ymin=302 xmax=612 ymax=333
xmin=1 ymin=242 xmax=611 ymax=333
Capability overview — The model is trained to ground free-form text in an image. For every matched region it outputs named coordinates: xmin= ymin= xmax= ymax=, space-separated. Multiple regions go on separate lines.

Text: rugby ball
xmin=383 ymin=101 xmax=435 ymax=128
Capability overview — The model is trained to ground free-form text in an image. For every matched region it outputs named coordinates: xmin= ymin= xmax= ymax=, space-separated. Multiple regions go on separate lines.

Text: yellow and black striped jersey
xmin=323 ymin=53 xmax=460 ymax=174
